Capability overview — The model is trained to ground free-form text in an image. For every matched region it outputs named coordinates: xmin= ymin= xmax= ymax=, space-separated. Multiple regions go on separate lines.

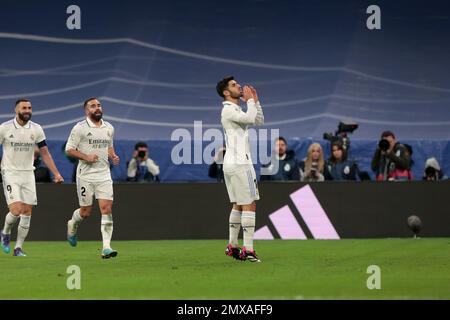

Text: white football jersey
xmin=0 ymin=118 xmax=46 ymax=171
xmin=221 ymin=98 xmax=264 ymax=174
xmin=65 ymin=117 xmax=114 ymax=182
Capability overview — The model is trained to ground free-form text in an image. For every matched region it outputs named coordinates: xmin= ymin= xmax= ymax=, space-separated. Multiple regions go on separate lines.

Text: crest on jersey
xmin=30 ymin=134 xmax=35 ymax=141
xmin=107 ymin=131 xmax=112 ymax=137
xmin=87 ymin=132 xmax=93 ymax=137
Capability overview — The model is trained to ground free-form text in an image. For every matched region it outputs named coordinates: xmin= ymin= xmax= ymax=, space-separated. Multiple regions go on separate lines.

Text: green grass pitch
xmin=0 ymin=239 xmax=449 ymax=299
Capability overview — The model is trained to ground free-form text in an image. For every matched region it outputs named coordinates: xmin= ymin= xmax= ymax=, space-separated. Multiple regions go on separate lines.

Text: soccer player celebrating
xmin=65 ymin=98 xmax=120 ymax=259
xmin=217 ymin=76 xmax=264 ymax=262
xmin=0 ymin=99 xmax=64 ymax=256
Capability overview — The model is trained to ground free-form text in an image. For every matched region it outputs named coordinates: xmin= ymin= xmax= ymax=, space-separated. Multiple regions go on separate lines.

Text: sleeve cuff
xmin=37 ymin=140 xmax=47 ymax=148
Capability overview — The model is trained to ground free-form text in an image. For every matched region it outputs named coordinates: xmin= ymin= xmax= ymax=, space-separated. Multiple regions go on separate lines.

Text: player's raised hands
xmin=249 ymin=86 xmax=259 ymax=103
xmin=85 ymin=154 xmax=99 ymax=163
xmin=241 ymin=85 xmax=254 ymax=102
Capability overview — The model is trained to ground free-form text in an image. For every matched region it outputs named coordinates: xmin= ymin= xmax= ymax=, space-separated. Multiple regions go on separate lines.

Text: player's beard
xmin=230 ymin=91 xmax=243 ymax=99
xmin=18 ymin=112 xmax=32 ymax=123
xmin=90 ymin=111 xmax=103 ymax=122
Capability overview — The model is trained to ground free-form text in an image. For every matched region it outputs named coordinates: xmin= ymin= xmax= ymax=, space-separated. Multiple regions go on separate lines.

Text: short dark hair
xmin=83 ymin=97 xmax=98 ymax=109
xmin=216 ymin=76 xmax=234 ymax=98
xmin=381 ymin=130 xmax=395 ymax=139
xmin=276 ymin=137 xmax=287 ymax=145
xmin=15 ymin=99 xmax=30 ymax=107
xmin=135 ymin=141 xmax=148 ymax=150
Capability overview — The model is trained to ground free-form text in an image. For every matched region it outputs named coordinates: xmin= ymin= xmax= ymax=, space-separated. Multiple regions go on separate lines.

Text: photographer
xmin=127 ymin=142 xmax=160 ymax=183
xmin=260 ymin=137 xmax=300 ymax=181
xmin=324 ymin=141 xmax=358 ymax=181
xmin=371 ymin=131 xmax=412 ymax=181
xmin=422 ymin=157 xmax=448 ymax=181
xmin=299 ymin=143 xmax=325 ymax=182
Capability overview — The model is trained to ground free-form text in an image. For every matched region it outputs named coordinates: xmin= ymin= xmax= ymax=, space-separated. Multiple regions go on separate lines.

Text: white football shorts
xmin=224 ymin=165 xmax=260 ymax=205
xmin=76 ymin=177 xmax=114 ymax=207
xmin=2 ymin=170 xmax=37 ymax=206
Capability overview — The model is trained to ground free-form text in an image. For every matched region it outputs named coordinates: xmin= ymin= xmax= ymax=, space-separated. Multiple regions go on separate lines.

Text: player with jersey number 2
xmin=0 ymin=99 xmax=64 ymax=257
xmin=65 ymin=97 xmax=120 ymax=259
xmin=217 ymin=76 xmax=264 ymax=263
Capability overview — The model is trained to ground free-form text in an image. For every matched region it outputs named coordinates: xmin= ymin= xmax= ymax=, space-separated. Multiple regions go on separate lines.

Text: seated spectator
xmin=371 ymin=131 xmax=412 ymax=181
xmin=422 ymin=157 xmax=448 ymax=181
xmin=300 ymin=143 xmax=325 ymax=182
xmin=127 ymin=142 xmax=160 ymax=183
xmin=260 ymin=137 xmax=300 ymax=181
xmin=34 ymin=146 xmax=52 ymax=183
xmin=324 ymin=141 xmax=358 ymax=181
xmin=208 ymin=147 xmax=225 ymax=182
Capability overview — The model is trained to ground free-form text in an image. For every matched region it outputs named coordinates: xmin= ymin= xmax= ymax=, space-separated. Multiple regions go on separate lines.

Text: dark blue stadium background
xmin=0 ymin=0 xmax=449 ymax=181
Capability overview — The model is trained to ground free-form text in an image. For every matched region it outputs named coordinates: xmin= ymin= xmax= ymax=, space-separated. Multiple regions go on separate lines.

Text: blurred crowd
xmin=210 ymin=130 xmax=448 ymax=182
xmin=2 ymin=131 xmax=447 ymax=183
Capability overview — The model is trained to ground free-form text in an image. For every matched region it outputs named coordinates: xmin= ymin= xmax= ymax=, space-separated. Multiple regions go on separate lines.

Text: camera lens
xmin=138 ymin=150 xmax=146 ymax=158
xmin=425 ymin=166 xmax=436 ymax=177
xmin=378 ymin=139 xmax=389 ymax=151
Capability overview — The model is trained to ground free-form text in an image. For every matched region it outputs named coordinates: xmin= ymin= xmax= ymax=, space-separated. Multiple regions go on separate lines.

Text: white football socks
xmin=100 ymin=214 xmax=113 ymax=250
xmin=15 ymin=215 xmax=31 ymax=249
xmin=2 ymin=212 xmax=19 ymax=234
xmin=71 ymin=209 xmax=84 ymax=225
xmin=241 ymin=211 xmax=256 ymax=251
xmin=229 ymin=210 xmax=242 ymax=247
